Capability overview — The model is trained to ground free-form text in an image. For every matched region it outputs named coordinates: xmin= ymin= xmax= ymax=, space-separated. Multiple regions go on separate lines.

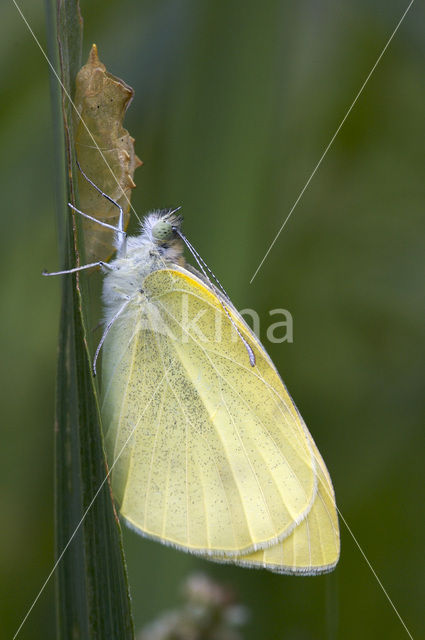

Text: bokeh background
xmin=1 ymin=1 xmax=424 ymax=638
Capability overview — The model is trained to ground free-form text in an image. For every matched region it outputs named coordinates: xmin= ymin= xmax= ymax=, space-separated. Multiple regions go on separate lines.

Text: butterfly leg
xmin=92 ymin=296 xmax=132 ymax=376
xmin=75 ymin=160 xmax=127 ymax=256
xmin=43 ymin=261 xmax=114 ymax=276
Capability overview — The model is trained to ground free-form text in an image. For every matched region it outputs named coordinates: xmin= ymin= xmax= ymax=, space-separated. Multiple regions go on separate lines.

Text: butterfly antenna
xmin=178 ymin=231 xmax=230 ymax=301
xmin=174 ymin=228 xmax=255 ymax=367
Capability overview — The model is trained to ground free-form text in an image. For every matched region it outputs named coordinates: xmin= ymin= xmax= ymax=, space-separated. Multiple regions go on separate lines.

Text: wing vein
xmin=155 ymin=298 xmax=314 ymax=521
xmin=146 ymin=312 xmax=192 ymax=545
xmin=143 ymin=384 xmax=166 ymax=529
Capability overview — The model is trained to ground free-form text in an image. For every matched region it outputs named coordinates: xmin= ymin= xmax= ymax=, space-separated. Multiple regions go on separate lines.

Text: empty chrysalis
xmin=46 ymin=162 xmax=340 ymax=575
xmin=73 ymin=44 xmax=142 ymax=262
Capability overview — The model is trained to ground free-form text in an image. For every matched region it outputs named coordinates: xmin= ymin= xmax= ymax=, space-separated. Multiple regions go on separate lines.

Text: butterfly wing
xmin=213 ymin=434 xmax=340 ymax=574
xmin=102 ymin=268 xmax=335 ymax=563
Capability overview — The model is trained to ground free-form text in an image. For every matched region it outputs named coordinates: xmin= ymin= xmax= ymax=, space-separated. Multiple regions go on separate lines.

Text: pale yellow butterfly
xmin=101 ymin=207 xmax=339 ymax=575
xmin=47 ymin=190 xmax=340 ymax=575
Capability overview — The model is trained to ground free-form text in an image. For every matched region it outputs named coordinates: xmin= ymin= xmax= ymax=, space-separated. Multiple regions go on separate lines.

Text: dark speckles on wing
xmin=100 ymin=268 xmax=317 ymax=556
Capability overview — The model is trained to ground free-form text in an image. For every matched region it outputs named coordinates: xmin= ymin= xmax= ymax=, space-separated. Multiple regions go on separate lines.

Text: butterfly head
xmin=143 ymin=208 xmax=184 ymax=261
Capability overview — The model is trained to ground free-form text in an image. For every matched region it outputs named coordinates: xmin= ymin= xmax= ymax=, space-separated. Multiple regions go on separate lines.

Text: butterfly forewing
xmin=101 ymin=268 xmax=320 ymax=556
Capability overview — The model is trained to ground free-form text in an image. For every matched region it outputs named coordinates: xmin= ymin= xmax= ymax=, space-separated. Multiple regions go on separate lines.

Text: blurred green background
xmin=1 ymin=1 xmax=424 ymax=638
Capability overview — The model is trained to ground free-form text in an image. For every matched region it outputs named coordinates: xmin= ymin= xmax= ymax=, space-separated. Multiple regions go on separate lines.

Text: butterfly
xmin=46 ymin=166 xmax=340 ymax=575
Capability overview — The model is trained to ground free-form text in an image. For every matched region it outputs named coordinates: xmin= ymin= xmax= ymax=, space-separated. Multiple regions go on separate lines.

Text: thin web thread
xmin=12 ymin=0 xmax=141 ymax=224
xmin=249 ymin=0 xmax=415 ymax=283
xmin=335 ymin=507 xmax=414 ymax=639
xmin=12 ymin=2 xmax=416 ymax=640
xmin=12 ymin=370 xmax=169 ymax=640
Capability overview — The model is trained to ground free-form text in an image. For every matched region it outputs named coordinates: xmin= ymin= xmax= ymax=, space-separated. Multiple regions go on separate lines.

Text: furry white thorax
xmin=102 ymin=210 xmax=185 ymax=323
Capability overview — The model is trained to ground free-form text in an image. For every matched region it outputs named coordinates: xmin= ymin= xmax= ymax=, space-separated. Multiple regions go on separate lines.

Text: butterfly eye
xmin=152 ymin=220 xmax=174 ymax=243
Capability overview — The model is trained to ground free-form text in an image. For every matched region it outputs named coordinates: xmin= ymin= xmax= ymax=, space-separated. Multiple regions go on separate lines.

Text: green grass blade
xmin=46 ymin=1 xmax=134 ymax=637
